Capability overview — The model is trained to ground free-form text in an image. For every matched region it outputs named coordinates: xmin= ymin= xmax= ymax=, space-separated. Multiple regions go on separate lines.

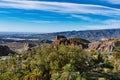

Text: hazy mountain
xmin=37 ymin=28 xmax=120 ymax=41
xmin=0 ymin=28 xmax=120 ymax=41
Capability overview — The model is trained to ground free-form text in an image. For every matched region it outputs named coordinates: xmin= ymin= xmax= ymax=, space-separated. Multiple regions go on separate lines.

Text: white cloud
xmin=103 ymin=19 xmax=120 ymax=27
xmin=84 ymin=19 xmax=120 ymax=30
xmin=103 ymin=0 xmax=120 ymax=4
xmin=0 ymin=0 xmax=120 ymax=17
xmin=83 ymin=25 xmax=119 ymax=31
xmin=28 ymin=20 xmax=59 ymax=24
xmin=71 ymin=15 xmax=92 ymax=21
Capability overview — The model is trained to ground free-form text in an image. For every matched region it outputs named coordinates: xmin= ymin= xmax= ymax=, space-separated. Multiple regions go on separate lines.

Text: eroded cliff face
xmin=52 ymin=35 xmax=90 ymax=49
xmin=89 ymin=38 xmax=120 ymax=53
xmin=52 ymin=36 xmax=120 ymax=53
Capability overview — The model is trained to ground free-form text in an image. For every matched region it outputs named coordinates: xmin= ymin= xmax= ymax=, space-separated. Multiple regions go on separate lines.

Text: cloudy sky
xmin=0 ymin=0 xmax=120 ymax=32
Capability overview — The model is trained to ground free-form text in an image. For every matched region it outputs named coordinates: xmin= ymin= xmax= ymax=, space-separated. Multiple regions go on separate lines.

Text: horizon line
xmin=0 ymin=28 xmax=120 ymax=34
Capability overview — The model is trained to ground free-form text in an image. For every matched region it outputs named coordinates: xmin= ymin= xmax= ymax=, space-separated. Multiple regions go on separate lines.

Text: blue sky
xmin=0 ymin=0 xmax=120 ymax=32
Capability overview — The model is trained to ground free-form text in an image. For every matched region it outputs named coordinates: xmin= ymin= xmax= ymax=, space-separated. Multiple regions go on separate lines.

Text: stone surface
xmin=52 ymin=35 xmax=90 ymax=49
xmin=89 ymin=38 xmax=120 ymax=53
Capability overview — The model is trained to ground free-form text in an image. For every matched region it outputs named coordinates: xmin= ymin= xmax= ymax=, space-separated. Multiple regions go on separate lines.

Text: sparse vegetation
xmin=0 ymin=44 xmax=120 ymax=80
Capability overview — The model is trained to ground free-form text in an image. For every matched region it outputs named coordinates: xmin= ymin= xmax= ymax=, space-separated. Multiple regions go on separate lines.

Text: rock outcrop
xmin=1 ymin=39 xmax=52 ymax=54
xmin=69 ymin=37 xmax=90 ymax=48
xmin=0 ymin=45 xmax=15 ymax=56
xmin=1 ymin=42 xmax=39 ymax=54
xmin=89 ymin=38 xmax=120 ymax=53
xmin=52 ymin=35 xmax=68 ymax=47
xmin=52 ymin=35 xmax=90 ymax=49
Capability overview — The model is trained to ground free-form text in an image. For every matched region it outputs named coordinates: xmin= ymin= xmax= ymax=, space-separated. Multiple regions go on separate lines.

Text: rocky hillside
xmin=0 ymin=45 xmax=15 ymax=56
xmin=89 ymin=38 xmax=120 ymax=53
xmin=52 ymin=35 xmax=90 ymax=49
xmin=1 ymin=35 xmax=120 ymax=55
xmin=1 ymin=42 xmax=41 ymax=54
xmin=52 ymin=35 xmax=120 ymax=53
xmin=0 ymin=40 xmax=52 ymax=54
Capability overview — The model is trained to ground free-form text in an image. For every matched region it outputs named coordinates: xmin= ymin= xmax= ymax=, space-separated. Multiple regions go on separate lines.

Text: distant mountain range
xmin=38 ymin=28 xmax=120 ymax=41
xmin=0 ymin=28 xmax=120 ymax=41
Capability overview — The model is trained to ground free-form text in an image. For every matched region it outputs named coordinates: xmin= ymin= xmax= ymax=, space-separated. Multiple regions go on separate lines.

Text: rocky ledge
xmin=89 ymin=38 xmax=120 ymax=53
xmin=52 ymin=35 xmax=90 ymax=49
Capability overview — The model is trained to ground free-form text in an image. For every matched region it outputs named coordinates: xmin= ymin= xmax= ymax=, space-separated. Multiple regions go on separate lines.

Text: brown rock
xmin=52 ymin=35 xmax=67 ymax=47
xmin=52 ymin=35 xmax=90 ymax=49
xmin=89 ymin=38 xmax=120 ymax=53
xmin=69 ymin=37 xmax=90 ymax=48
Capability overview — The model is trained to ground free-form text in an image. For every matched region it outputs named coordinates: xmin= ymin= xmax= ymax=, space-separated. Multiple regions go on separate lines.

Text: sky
xmin=0 ymin=0 xmax=120 ymax=33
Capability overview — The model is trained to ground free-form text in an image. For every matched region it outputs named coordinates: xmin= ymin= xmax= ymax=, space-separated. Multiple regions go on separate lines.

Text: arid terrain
xmin=1 ymin=29 xmax=120 ymax=80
